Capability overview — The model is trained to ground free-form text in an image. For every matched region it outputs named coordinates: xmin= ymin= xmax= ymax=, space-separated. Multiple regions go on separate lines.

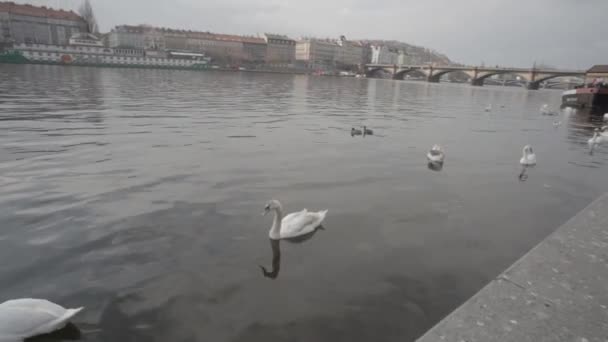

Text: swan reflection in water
xmin=518 ymin=165 xmax=533 ymax=181
xmin=259 ymin=226 xmax=324 ymax=280
xmin=427 ymin=161 xmax=444 ymax=172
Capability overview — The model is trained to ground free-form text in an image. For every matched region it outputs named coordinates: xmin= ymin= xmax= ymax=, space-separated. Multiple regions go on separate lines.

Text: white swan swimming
xmin=426 ymin=144 xmax=445 ymax=163
xmin=263 ymin=200 xmax=328 ymax=240
xmin=351 ymin=127 xmax=362 ymax=136
xmin=0 ymin=299 xmax=83 ymax=342
xmin=540 ymin=104 xmax=557 ymax=116
xmin=363 ymin=126 xmax=373 ymax=136
xmin=520 ymin=145 xmax=537 ymax=166
xmin=588 ymin=129 xmax=604 ymax=152
xmin=600 ymin=126 xmax=608 ymax=138
xmin=485 ymin=104 xmax=492 ymax=112
xmin=553 ymin=121 xmax=562 ymax=128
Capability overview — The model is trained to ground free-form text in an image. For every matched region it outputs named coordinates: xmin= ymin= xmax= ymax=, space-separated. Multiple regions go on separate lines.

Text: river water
xmin=1 ymin=65 xmax=607 ymax=342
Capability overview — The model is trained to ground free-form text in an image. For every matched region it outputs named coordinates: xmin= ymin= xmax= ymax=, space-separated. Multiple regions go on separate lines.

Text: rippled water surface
xmin=1 ymin=65 xmax=607 ymax=341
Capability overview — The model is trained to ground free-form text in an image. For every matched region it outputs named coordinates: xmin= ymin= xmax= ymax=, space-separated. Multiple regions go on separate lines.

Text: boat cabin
xmin=585 ymin=65 xmax=608 ymax=86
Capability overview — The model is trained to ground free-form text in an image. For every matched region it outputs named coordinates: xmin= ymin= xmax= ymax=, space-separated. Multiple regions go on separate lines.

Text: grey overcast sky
xmin=18 ymin=0 xmax=608 ymax=69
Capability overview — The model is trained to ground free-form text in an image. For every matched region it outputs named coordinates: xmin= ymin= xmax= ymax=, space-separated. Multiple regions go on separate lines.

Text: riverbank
xmin=0 ymin=59 xmax=311 ymax=75
xmin=0 ymin=47 xmax=311 ymax=75
xmin=416 ymin=192 xmax=608 ymax=342
xmin=0 ymin=55 xmax=312 ymax=75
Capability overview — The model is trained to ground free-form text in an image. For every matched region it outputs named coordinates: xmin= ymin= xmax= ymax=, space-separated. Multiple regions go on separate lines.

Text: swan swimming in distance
xmin=0 ymin=298 xmax=83 ymax=342
xmin=518 ymin=145 xmax=536 ymax=181
xmin=540 ymin=104 xmax=557 ymax=116
xmin=426 ymin=144 xmax=445 ymax=164
xmin=485 ymin=104 xmax=492 ymax=112
xmin=263 ymin=200 xmax=327 ymax=240
xmin=540 ymin=104 xmax=550 ymax=114
xmin=588 ymin=128 xmax=604 ymax=154
xmin=520 ymin=145 xmax=537 ymax=166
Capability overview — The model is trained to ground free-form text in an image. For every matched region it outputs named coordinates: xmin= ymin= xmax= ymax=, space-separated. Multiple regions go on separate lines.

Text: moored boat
xmin=562 ymin=65 xmax=608 ymax=115
xmin=0 ymin=33 xmax=211 ymax=71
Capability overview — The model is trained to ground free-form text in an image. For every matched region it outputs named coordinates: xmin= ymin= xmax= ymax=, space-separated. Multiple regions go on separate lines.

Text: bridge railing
xmin=364 ymin=64 xmax=584 ymax=74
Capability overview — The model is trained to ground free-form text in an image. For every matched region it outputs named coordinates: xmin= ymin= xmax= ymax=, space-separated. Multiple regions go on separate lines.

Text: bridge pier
xmin=427 ymin=76 xmax=440 ymax=83
xmin=527 ymin=82 xmax=540 ymax=90
xmin=471 ymin=79 xmax=484 ymax=87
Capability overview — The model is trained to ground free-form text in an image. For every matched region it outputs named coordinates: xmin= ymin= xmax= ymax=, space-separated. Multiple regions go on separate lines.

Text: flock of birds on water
xmin=1 ymin=106 xmax=608 ymax=342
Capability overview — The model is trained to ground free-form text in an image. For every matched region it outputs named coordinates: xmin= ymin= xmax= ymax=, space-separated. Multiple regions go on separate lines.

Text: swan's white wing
xmin=521 ymin=154 xmax=537 ymax=165
xmin=0 ymin=305 xmax=57 ymax=340
xmin=520 ymin=157 xmax=531 ymax=165
xmin=281 ymin=210 xmax=315 ymax=238
xmin=281 ymin=210 xmax=326 ymax=239
xmin=427 ymin=152 xmax=443 ymax=163
xmin=0 ymin=299 xmax=82 ymax=340
xmin=282 ymin=209 xmax=307 ymax=223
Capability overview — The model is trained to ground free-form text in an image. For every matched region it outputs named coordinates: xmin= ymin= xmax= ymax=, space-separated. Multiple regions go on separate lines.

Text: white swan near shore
xmin=588 ymin=129 xmax=604 ymax=153
xmin=0 ymin=299 xmax=83 ymax=342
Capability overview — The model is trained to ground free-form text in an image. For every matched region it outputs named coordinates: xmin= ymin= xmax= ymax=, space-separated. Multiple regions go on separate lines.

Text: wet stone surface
xmin=417 ymin=193 xmax=608 ymax=342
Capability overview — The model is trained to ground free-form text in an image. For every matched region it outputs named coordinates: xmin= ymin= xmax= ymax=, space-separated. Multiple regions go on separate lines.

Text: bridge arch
xmin=475 ymin=71 xmax=529 ymax=82
xmin=471 ymin=71 xmax=529 ymax=86
xmin=394 ymin=68 xmax=428 ymax=80
xmin=527 ymin=74 xmax=585 ymax=89
xmin=366 ymin=67 xmax=391 ymax=78
xmin=427 ymin=69 xmax=473 ymax=83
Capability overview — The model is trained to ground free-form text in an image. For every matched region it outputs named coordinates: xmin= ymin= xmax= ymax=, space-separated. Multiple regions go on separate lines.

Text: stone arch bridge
xmin=364 ymin=64 xmax=585 ymax=90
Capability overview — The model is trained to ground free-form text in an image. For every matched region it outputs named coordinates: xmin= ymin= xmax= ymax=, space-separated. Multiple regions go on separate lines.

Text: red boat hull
xmin=562 ymin=87 xmax=608 ymax=115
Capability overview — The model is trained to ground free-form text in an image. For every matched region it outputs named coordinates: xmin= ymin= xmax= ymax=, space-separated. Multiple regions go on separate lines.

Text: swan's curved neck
xmin=269 ymin=205 xmax=284 ymax=238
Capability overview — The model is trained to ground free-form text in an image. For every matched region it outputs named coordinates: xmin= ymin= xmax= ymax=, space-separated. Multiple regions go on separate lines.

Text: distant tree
xmin=79 ymin=0 xmax=98 ymax=34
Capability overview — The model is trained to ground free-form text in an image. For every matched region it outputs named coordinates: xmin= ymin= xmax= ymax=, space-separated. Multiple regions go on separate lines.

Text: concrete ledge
xmin=416 ymin=193 xmax=608 ymax=342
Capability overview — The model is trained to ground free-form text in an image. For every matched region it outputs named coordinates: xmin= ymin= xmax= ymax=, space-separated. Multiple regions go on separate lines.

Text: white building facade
xmin=371 ymin=45 xmax=398 ymax=65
